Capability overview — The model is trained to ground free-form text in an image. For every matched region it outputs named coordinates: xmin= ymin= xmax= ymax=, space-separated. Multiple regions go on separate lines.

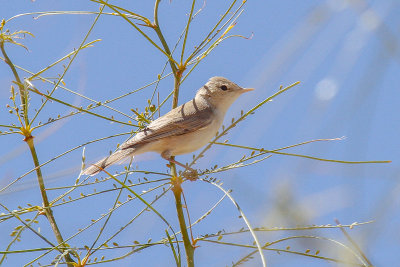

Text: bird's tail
xmin=82 ymin=149 xmax=134 ymax=176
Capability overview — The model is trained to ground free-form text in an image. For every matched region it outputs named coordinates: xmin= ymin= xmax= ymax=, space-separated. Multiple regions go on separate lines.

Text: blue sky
xmin=1 ymin=1 xmax=399 ymax=266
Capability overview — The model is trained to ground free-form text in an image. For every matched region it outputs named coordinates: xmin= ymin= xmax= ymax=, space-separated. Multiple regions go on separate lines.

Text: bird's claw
xmin=183 ymin=169 xmax=198 ymax=181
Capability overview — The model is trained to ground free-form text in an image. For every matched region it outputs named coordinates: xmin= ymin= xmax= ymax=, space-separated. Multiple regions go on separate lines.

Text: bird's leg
xmin=161 ymin=151 xmax=198 ymax=181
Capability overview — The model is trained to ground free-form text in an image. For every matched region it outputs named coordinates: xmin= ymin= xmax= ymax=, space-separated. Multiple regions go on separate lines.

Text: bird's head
xmin=195 ymin=76 xmax=254 ymax=112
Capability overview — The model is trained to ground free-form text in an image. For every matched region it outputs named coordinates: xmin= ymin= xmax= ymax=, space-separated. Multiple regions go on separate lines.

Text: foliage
xmin=0 ymin=1 xmax=389 ymax=266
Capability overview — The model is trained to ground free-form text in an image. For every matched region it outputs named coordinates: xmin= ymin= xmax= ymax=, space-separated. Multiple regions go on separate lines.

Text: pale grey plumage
xmin=82 ymin=76 xmax=253 ymax=176
xmin=120 ymin=100 xmax=214 ymax=150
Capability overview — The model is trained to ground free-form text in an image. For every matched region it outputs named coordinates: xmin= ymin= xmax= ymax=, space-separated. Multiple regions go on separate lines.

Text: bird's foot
xmin=182 ymin=168 xmax=198 ymax=181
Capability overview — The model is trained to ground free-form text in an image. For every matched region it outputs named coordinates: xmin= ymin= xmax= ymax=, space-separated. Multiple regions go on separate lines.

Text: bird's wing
xmin=120 ymin=100 xmax=214 ymax=149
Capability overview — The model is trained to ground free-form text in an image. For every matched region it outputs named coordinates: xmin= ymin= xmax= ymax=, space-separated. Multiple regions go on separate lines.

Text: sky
xmin=1 ymin=0 xmax=399 ymax=266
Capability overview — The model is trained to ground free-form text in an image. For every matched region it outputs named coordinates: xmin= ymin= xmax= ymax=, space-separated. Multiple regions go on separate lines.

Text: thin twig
xmin=335 ymin=219 xmax=373 ymax=266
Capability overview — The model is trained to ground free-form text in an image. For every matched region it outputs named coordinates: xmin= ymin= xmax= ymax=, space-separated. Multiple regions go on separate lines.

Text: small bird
xmin=82 ymin=77 xmax=253 ymax=177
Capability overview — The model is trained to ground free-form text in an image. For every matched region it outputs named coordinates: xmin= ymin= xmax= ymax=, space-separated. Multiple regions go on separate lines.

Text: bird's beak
xmin=241 ymin=87 xmax=255 ymax=93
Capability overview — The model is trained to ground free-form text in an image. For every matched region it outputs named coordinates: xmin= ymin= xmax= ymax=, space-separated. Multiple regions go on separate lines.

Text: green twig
xmin=166 ymin=229 xmax=181 ymax=266
xmin=0 ymin=41 xmax=28 ymax=126
xmin=6 ymin=11 xmax=147 ymax=23
xmin=26 ymin=137 xmax=75 ymax=266
xmin=180 ymin=0 xmax=196 ymax=64
xmin=27 ymin=87 xmax=137 ymax=127
xmin=172 ymin=178 xmax=194 ymax=267
xmin=91 ymin=0 xmax=177 ymax=65
xmin=1 ymin=32 xmax=75 ymax=266
xmin=189 ymin=81 xmax=301 ymax=170
xmin=154 ymin=0 xmax=179 ymax=78
xmin=103 ymin=170 xmax=177 ymax=237
xmin=200 ymin=178 xmax=266 ymax=267
xmin=153 ymin=3 xmax=194 ymax=262
xmin=185 ymin=0 xmax=244 ymax=64
xmin=213 ymin=142 xmax=391 ymax=164
xmin=30 ymin=1 xmax=106 ymax=126
xmin=335 ymin=219 xmax=373 ymax=266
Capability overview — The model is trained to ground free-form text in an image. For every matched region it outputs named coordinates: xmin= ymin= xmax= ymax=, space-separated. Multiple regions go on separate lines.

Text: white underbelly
xmin=166 ymin=117 xmax=222 ymax=155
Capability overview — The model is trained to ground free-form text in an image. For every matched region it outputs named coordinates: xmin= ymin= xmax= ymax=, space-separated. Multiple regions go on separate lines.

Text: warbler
xmin=82 ymin=77 xmax=253 ymax=177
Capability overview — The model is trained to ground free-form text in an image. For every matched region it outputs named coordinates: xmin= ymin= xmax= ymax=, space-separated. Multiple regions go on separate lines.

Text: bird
xmin=82 ymin=76 xmax=254 ymax=177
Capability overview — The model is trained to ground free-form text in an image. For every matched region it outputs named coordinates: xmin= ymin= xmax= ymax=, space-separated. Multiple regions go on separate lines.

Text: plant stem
xmin=169 ymin=73 xmax=194 ymax=266
xmin=0 ymin=42 xmax=28 ymax=126
xmin=180 ymin=0 xmax=196 ymax=64
xmin=1 ymin=41 xmax=74 ymax=266
xmin=172 ymin=180 xmax=194 ymax=267
xmin=153 ymin=2 xmax=193 ymax=264
xmin=153 ymin=0 xmax=179 ymax=78
xmin=26 ymin=136 xmax=75 ymax=266
xmin=172 ymin=75 xmax=181 ymax=111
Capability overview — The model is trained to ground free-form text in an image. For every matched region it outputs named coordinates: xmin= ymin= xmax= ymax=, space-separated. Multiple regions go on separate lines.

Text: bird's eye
xmin=220 ymin=85 xmax=228 ymax=91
